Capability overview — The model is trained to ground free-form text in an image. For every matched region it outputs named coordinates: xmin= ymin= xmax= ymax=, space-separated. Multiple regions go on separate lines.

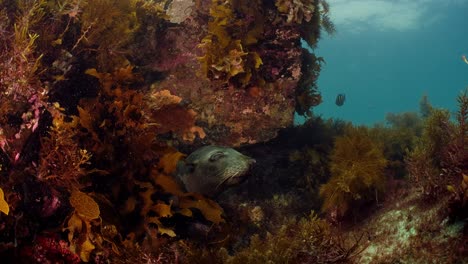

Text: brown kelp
xmin=320 ymin=126 xmax=388 ymax=217
xmin=406 ymin=89 xmax=468 ymax=217
xmin=0 ymin=0 xmax=336 ymax=262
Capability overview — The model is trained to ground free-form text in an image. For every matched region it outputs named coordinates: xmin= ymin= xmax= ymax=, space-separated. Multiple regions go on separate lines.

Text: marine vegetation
xmin=370 ymin=110 xmax=423 ymax=179
xmin=198 ymin=0 xmax=264 ymax=86
xmin=419 ymin=94 xmax=433 ymax=118
xmin=37 ymin=105 xmax=91 ymax=190
xmin=0 ymin=0 xmax=47 ymax=166
xmin=41 ymin=0 xmax=141 ymax=71
xmin=198 ymin=0 xmax=334 ymax=91
xmin=295 ymin=48 xmax=324 ymax=116
xmin=181 ymin=212 xmax=363 ymax=264
xmin=320 ymin=126 xmax=388 ymax=217
xmin=406 ymin=89 xmax=468 ymax=217
xmin=275 ymin=0 xmax=336 ymax=47
xmin=405 ymin=108 xmax=453 ymax=198
xmin=287 ymin=116 xmax=349 ymax=205
xmin=2 ymin=0 xmax=465 ymax=262
xmin=0 ymin=0 xmax=338 ymax=262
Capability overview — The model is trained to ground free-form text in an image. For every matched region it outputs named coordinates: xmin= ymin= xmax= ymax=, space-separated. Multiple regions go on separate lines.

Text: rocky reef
xmin=0 ymin=0 xmax=336 ymax=262
xmin=1 ymin=0 xmax=465 ymax=263
xmin=137 ymin=0 xmax=328 ymax=146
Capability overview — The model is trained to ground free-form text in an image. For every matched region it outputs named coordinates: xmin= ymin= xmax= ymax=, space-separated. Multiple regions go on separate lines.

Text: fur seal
xmin=176 ymin=146 xmax=255 ymax=197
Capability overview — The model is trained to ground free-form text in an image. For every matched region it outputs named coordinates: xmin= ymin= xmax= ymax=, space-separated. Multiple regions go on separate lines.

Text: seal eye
xmin=209 ymin=151 xmax=224 ymax=162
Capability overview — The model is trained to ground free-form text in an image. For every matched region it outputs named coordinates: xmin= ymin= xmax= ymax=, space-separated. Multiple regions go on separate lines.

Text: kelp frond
xmin=320 ymin=126 xmax=387 ymax=216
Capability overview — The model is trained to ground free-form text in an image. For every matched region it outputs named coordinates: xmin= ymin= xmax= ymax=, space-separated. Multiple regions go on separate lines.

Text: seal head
xmin=176 ymin=146 xmax=255 ymax=197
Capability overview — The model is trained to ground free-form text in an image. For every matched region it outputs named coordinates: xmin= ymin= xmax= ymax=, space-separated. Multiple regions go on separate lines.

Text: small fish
xmin=463 ymin=55 xmax=468 ymax=65
xmin=335 ymin=93 xmax=346 ymax=106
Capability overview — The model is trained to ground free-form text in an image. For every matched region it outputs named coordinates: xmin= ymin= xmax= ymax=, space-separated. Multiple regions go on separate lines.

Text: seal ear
xmin=176 ymin=160 xmax=196 ymax=179
xmin=185 ymin=163 xmax=196 ymax=174
xmin=175 ymin=160 xmax=189 ymax=191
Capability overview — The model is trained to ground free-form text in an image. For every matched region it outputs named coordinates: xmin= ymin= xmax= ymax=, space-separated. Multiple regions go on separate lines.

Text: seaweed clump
xmin=0 ymin=0 xmax=47 ymax=163
xmin=295 ymin=48 xmax=324 ymax=116
xmin=406 ymin=89 xmax=468 ymax=218
xmin=42 ymin=0 xmax=140 ymax=71
xmin=285 ymin=116 xmax=349 ymax=206
xmin=37 ymin=105 xmax=91 ymax=190
xmin=198 ymin=0 xmax=264 ymax=87
xmin=198 ymin=0 xmax=333 ymax=106
xmin=370 ymin=111 xmax=423 ymax=179
xmin=275 ymin=0 xmax=335 ymax=47
xmin=72 ymin=66 xmax=220 ymax=243
xmin=282 ymin=0 xmax=334 ymax=117
xmin=0 ymin=0 xmax=337 ymax=262
xmin=320 ymin=126 xmax=388 ymax=217
xmin=405 ymin=108 xmax=453 ymax=198
xmin=182 ymin=212 xmax=362 ymax=264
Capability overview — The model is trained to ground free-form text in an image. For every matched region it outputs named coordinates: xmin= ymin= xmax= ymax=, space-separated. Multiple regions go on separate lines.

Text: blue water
xmin=296 ymin=0 xmax=468 ymax=125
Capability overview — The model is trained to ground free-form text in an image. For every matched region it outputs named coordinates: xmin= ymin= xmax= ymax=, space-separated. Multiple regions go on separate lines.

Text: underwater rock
xmin=145 ymin=0 xmax=309 ymax=146
xmin=167 ymin=0 xmax=195 ymax=24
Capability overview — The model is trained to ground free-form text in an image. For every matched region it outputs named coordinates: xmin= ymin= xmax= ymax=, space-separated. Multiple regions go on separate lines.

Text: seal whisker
xmin=215 ymin=171 xmax=243 ymax=191
xmin=214 ymin=173 xmax=236 ymax=190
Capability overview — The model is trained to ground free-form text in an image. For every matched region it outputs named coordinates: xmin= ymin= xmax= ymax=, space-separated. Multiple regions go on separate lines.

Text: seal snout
xmin=241 ymin=155 xmax=256 ymax=171
xmin=248 ymin=158 xmax=256 ymax=170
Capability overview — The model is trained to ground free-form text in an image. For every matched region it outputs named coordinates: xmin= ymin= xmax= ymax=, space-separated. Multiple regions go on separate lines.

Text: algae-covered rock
xmin=142 ymin=0 xmax=326 ymax=146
